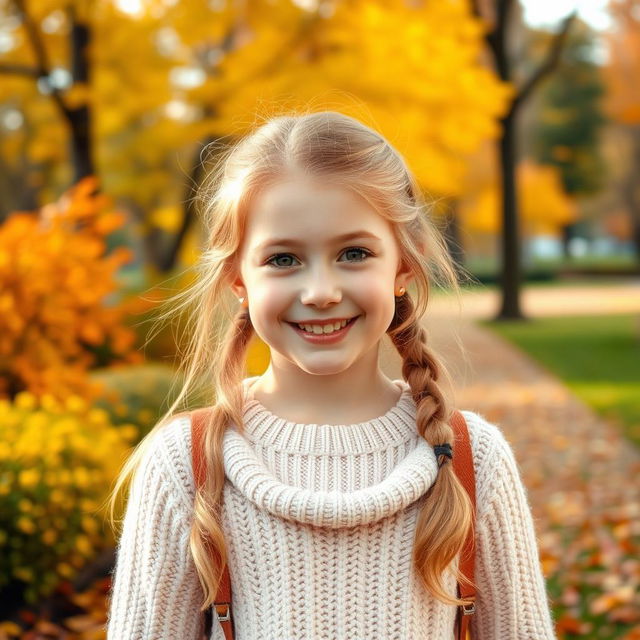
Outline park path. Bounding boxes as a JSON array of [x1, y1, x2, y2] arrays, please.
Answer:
[[380, 280, 640, 533]]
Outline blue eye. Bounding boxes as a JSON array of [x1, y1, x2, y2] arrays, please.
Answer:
[[265, 247, 372, 269]]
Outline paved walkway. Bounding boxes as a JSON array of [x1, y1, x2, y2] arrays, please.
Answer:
[[379, 281, 640, 536], [429, 279, 640, 319]]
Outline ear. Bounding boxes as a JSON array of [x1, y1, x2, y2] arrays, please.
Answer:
[[228, 257, 247, 300], [395, 256, 414, 291], [229, 274, 247, 301]]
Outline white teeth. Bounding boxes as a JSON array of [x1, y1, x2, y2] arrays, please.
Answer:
[[297, 318, 350, 334]]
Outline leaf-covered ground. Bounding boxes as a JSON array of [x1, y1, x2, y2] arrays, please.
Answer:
[[0, 576, 111, 639], [420, 296, 640, 640]]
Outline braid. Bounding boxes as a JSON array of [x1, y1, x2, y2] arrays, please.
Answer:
[[387, 293, 454, 468], [388, 291, 475, 606]]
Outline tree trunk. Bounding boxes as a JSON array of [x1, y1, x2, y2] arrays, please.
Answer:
[[470, 2, 575, 320], [497, 109, 525, 319], [67, 11, 95, 182]]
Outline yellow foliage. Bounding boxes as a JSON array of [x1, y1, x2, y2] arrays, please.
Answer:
[[604, 2, 640, 124], [460, 160, 577, 236], [1, 0, 514, 251], [61, 82, 92, 109], [519, 163, 578, 234], [0, 177, 144, 402], [150, 205, 183, 233], [246, 334, 272, 377], [194, 0, 513, 197], [0, 0, 515, 250]]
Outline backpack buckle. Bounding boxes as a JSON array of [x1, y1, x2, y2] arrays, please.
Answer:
[[461, 601, 476, 615], [214, 602, 231, 622]]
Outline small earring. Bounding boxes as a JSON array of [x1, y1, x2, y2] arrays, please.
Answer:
[[238, 297, 248, 308], [394, 286, 406, 297]]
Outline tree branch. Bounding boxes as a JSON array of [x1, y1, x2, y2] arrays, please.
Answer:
[[490, 0, 513, 71], [0, 63, 41, 76], [10, 0, 69, 116], [12, 0, 52, 77], [513, 11, 577, 112]]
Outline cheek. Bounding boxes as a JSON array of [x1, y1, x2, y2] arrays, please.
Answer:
[[352, 277, 393, 308], [250, 280, 287, 316]]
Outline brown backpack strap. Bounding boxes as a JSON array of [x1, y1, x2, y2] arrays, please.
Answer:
[[451, 409, 477, 640], [190, 408, 235, 640]]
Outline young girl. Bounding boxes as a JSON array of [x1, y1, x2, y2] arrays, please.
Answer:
[[106, 111, 557, 639]]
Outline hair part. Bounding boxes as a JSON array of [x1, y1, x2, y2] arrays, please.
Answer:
[[106, 108, 476, 613]]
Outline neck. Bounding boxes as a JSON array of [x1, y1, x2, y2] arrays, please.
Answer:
[[247, 361, 403, 426]]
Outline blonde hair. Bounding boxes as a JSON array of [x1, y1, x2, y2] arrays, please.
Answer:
[[107, 109, 476, 613]]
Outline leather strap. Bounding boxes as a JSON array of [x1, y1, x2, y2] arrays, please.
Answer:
[[451, 409, 477, 640], [190, 407, 476, 640]]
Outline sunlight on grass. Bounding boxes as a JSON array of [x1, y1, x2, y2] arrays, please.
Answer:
[[483, 313, 640, 448]]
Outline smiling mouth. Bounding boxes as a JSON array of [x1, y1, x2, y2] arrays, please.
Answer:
[[286, 316, 360, 334]]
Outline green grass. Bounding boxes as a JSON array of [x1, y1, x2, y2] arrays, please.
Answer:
[[481, 313, 640, 449], [465, 253, 637, 274], [431, 276, 637, 298]]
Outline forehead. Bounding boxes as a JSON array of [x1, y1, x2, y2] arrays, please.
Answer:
[[243, 177, 393, 248]]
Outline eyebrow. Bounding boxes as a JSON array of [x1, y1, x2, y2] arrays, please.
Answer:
[[256, 230, 382, 251]]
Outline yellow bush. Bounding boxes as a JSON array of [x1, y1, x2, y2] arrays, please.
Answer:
[[0, 176, 143, 402], [0, 391, 138, 605]]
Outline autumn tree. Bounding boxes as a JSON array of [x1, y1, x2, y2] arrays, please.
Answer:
[[470, 0, 576, 319], [604, 0, 640, 260], [526, 21, 607, 257], [0, 1, 94, 184], [0, 0, 510, 276]]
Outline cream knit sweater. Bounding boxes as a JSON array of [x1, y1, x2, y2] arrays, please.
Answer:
[[106, 377, 557, 639]]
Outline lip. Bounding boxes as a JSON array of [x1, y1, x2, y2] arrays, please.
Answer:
[[287, 315, 360, 344], [289, 316, 357, 325]]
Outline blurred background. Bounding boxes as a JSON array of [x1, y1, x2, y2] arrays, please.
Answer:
[[0, 0, 638, 638]]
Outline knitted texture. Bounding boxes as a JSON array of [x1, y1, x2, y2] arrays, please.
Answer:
[[106, 378, 557, 640]]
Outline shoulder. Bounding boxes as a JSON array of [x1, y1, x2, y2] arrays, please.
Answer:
[[457, 410, 525, 510], [134, 413, 195, 506], [458, 409, 512, 464]]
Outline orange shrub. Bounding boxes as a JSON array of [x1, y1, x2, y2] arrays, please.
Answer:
[[0, 176, 143, 402]]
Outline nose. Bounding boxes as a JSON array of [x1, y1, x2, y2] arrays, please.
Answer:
[[299, 264, 342, 307]]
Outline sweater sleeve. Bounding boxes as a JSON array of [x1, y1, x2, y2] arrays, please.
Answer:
[[105, 417, 206, 640], [464, 412, 557, 640]]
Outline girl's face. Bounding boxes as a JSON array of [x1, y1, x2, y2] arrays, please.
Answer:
[[231, 174, 413, 379]]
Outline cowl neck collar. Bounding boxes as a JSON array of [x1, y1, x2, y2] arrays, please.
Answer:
[[221, 378, 439, 529]]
